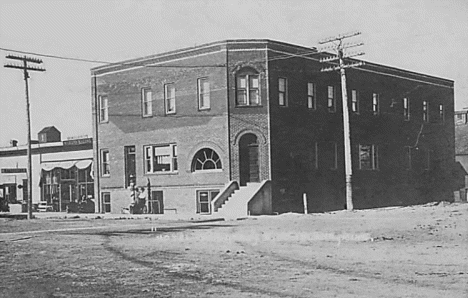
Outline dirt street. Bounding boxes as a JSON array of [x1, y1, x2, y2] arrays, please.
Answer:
[[1, 202, 467, 297]]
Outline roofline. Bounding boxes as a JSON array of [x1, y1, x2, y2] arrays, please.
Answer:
[[91, 39, 453, 85]]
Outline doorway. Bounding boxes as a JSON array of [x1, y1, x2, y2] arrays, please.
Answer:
[[239, 133, 260, 186]]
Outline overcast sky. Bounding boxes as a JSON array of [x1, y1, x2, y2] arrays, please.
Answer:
[[1, 0, 467, 146]]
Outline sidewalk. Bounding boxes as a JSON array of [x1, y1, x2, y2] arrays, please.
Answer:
[[1, 211, 230, 222]]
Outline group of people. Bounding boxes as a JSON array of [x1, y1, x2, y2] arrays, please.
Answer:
[[128, 183, 148, 214]]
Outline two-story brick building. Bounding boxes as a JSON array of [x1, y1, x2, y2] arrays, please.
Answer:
[[91, 39, 456, 215]]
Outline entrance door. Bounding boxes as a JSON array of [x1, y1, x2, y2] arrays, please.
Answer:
[[149, 191, 164, 214], [124, 146, 136, 187], [239, 133, 260, 186]]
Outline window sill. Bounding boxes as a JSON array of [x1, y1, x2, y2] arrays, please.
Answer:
[[142, 114, 153, 118], [198, 107, 211, 111], [145, 171, 179, 176], [235, 105, 263, 108], [192, 169, 223, 174]]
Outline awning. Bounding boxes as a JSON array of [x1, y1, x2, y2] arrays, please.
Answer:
[[41, 160, 93, 171]]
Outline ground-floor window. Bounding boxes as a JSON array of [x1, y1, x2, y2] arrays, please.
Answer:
[[359, 144, 379, 170], [102, 192, 111, 213], [196, 189, 219, 214]]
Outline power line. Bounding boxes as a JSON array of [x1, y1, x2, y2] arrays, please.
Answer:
[[0, 47, 109, 64]]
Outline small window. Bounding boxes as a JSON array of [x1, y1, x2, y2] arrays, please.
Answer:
[[372, 93, 380, 115], [424, 149, 431, 171], [141, 88, 153, 117], [164, 83, 176, 114], [351, 89, 359, 113], [423, 100, 429, 122], [307, 82, 316, 109], [438, 104, 444, 123], [196, 189, 219, 214], [236, 73, 260, 106], [403, 97, 410, 121], [359, 145, 379, 170], [99, 95, 108, 123], [405, 146, 412, 170], [278, 78, 288, 106], [192, 148, 222, 171], [102, 192, 111, 213], [198, 78, 210, 110], [100, 149, 110, 176], [327, 86, 336, 113], [144, 144, 178, 173]]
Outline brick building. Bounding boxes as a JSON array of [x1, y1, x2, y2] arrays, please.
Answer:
[[91, 39, 456, 215]]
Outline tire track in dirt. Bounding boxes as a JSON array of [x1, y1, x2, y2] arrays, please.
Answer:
[[99, 231, 311, 298], [236, 240, 452, 291]]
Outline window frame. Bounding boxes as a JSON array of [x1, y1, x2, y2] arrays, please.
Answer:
[[327, 86, 336, 113], [102, 192, 111, 213], [372, 93, 380, 115], [403, 97, 410, 121], [100, 149, 110, 177], [307, 82, 316, 110], [191, 148, 222, 172], [196, 189, 220, 214], [359, 144, 379, 170], [236, 73, 260, 106], [278, 77, 288, 107], [438, 104, 444, 123], [422, 100, 429, 123], [99, 95, 109, 123], [197, 78, 211, 110], [164, 83, 176, 115], [144, 144, 178, 174], [351, 89, 359, 114], [141, 88, 153, 117]]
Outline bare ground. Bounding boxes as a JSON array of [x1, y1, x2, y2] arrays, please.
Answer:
[[0, 202, 467, 298]]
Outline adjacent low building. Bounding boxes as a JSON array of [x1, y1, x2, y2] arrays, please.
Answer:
[[91, 39, 457, 216], [0, 127, 94, 212]]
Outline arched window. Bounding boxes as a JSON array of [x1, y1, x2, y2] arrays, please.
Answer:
[[192, 148, 222, 171], [236, 67, 260, 106]]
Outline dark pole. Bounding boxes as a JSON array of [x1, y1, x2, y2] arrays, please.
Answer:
[[4, 55, 45, 219], [23, 59, 33, 219]]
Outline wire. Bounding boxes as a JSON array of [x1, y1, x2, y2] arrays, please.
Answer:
[[0, 47, 109, 64]]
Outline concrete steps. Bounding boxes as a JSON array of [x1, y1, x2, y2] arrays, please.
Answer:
[[215, 183, 261, 218]]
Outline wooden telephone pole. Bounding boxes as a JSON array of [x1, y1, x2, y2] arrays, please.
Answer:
[[319, 31, 364, 211], [4, 55, 45, 219]]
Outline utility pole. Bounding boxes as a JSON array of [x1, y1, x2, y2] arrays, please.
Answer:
[[319, 31, 364, 211], [4, 55, 45, 219]]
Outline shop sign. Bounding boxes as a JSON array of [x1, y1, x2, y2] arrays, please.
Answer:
[[63, 138, 92, 146]]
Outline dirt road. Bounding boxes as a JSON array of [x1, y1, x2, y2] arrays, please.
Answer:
[[1, 202, 467, 297]]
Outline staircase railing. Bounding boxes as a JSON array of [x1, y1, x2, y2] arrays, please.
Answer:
[[211, 180, 239, 212]]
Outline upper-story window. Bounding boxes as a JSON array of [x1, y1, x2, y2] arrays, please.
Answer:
[[198, 78, 210, 110], [438, 104, 444, 123], [351, 89, 359, 113], [372, 93, 380, 115], [278, 78, 288, 106], [99, 95, 108, 123], [307, 82, 316, 109], [423, 100, 429, 122], [328, 86, 336, 113], [144, 144, 178, 173], [141, 88, 153, 117], [403, 97, 410, 121], [164, 83, 176, 114], [236, 69, 260, 106]]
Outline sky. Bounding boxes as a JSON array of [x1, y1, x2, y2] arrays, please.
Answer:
[[1, 0, 467, 146]]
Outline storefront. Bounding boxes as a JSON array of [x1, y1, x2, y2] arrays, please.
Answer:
[[40, 160, 93, 212]]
